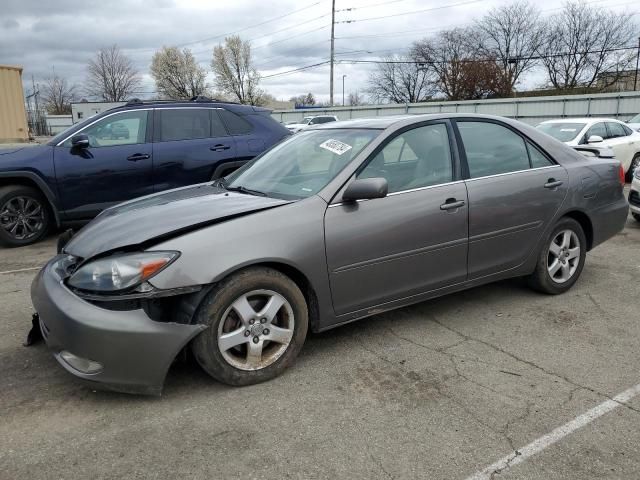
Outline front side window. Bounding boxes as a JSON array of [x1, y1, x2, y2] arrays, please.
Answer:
[[63, 110, 148, 148], [585, 122, 607, 141], [226, 129, 379, 199], [159, 109, 211, 142], [358, 124, 452, 193], [458, 121, 529, 178]]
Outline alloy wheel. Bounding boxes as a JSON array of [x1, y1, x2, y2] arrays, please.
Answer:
[[547, 229, 580, 284], [217, 289, 295, 371], [0, 196, 45, 241]]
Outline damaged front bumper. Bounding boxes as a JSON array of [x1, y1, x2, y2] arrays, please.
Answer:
[[30, 255, 207, 395]]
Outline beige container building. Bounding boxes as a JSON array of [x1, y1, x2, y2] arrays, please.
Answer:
[[0, 65, 29, 143]]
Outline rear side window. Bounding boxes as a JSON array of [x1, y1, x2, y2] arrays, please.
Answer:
[[585, 122, 607, 140], [219, 109, 253, 135], [527, 142, 554, 168], [457, 121, 530, 178], [159, 109, 211, 142], [607, 122, 627, 138]]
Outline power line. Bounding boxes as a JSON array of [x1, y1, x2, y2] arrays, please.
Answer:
[[337, 0, 484, 24], [337, 0, 413, 12], [261, 61, 331, 79]]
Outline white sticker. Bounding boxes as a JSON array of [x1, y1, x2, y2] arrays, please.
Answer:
[[319, 139, 352, 155], [560, 128, 577, 132]]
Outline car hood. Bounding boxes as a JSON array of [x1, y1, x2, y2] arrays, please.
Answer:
[[286, 123, 307, 129], [64, 183, 292, 259], [0, 147, 25, 155]]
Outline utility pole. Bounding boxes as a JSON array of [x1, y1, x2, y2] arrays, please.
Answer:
[[329, 0, 336, 106], [342, 74, 347, 106], [634, 36, 640, 91]]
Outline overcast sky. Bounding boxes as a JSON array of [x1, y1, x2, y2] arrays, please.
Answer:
[[0, 0, 637, 104]]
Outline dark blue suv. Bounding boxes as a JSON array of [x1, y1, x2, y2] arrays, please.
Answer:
[[0, 97, 290, 247]]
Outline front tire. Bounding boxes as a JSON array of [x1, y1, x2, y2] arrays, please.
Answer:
[[528, 217, 587, 295], [0, 185, 51, 247], [191, 267, 308, 386]]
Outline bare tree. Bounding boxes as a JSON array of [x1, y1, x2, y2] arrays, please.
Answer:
[[366, 54, 434, 104], [289, 93, 316, 106], [42, 73, 77, 114], [539, 1, 636, 90], [86, 45, 141, 101], [347, 91, 364, 106], [212, 35, 263, 105], [151, 47, 208, 99], [413, 28, 508, 100], [474, 1, 544, 92]]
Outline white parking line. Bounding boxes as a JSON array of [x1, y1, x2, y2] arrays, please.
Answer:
[[466, 383, 640, 480], [0, 267, 41, 275]]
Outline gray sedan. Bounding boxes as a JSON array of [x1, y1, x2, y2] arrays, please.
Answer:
[[31, 114, 629, 395]]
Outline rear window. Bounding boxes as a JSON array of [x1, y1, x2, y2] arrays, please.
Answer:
[[220, 109, 253, 135], [536, 123, 585, 142]]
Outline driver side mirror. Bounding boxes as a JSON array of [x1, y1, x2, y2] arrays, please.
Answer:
[[342, 178, 388, 202], [587, 135, 603, 144], [71, 133, 90, 149]]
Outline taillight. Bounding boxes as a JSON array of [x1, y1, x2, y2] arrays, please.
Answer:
[[619, 164, 625, 185]]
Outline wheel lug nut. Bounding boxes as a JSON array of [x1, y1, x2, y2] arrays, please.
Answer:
[[263, 328, 270, 335], [249, 319, 255, 325], [253, 336, 260, 344], [260, 318, 267, 324], [244, 330, 251, 337]]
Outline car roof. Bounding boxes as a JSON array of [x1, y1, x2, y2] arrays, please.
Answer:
[[540, 117, 625, 124], [108, 99, 268, 115]]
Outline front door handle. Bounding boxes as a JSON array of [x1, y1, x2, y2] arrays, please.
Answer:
[[127, 153, 151, 162], [440, 198, 465, 211], [544, 178, 563, 189], [210, 144, 231, 152]]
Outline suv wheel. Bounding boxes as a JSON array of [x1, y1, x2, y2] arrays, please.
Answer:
[[528, 217, 587, 294], [191, 267, 308, 386], [0, 185, 51, 247]]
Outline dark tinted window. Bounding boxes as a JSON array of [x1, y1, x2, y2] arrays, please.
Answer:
[[159, 109, 210, 142], [211, 109, 228, 136], [527, 142, 553, 168], [586, 122, 607, 140], [607, 122, 627, 138], [458, 121, 529, 178], [219, 109, 253, 134], [359, 124, 452, 193]]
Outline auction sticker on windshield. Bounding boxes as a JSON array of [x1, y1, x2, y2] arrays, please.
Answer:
[[319, 139, 352, 155]]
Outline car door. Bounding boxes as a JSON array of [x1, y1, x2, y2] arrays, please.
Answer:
[[455, 120, 569, 279], [604, 121, 634, 172], [152, 108, 237, 192], [324, 121, 468, 315], [54, 109, 153, 220]]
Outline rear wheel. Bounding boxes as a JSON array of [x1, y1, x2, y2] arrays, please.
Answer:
[[627, 154, 640, 183], [633, 212, 640, 223], [528, 217, 586, 294], [191, 267, 308, 386], [0, 185, 51, 247]]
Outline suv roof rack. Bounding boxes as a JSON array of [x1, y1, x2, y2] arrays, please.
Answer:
[[122, 96, 239, 106]]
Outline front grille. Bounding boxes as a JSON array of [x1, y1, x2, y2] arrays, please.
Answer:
[[629, 190, 640, 207]]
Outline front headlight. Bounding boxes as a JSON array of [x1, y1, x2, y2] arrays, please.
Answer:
[[634, 166, 640, 180], [67, 251, 178, 292]]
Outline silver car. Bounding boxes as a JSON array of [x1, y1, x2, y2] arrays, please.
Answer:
[[31, 114, 629, 395]]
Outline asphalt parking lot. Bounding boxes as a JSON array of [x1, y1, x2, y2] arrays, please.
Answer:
[[1, 209, 639, 480]]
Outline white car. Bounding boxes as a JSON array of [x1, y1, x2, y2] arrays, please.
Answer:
[[285, 115, 339, 133], [537, 118, 640, 181], [630, 167, 640, 222], [626, 113, 640, 132]]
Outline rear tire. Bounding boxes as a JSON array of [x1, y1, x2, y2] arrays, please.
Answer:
[[191, 267, 308, 386], [627, 154, 640, 183], [633, 212, 640, 223], [0, 185, 51, 247], [528, 217, 587, 295]]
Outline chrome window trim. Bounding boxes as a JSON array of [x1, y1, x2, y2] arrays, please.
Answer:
[[464, 164, 562, 183], [55, 107, 225, 146]]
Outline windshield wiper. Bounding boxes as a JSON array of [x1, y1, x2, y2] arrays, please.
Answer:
[[225, 185, 268, 197]]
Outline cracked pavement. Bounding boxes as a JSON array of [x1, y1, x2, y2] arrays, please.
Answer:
[[1, 210, 639, 480]]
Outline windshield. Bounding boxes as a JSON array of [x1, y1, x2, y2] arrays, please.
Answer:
[[629, 114, 640, 123], [225, 129, 380, 199], [536, 122, 586, 142]]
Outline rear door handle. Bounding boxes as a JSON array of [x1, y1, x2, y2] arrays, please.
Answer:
[[210, 144, 231, 151], [544, 178, 563, 189], [440, 198, 465, 211], [127, 153, 151, 162]]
